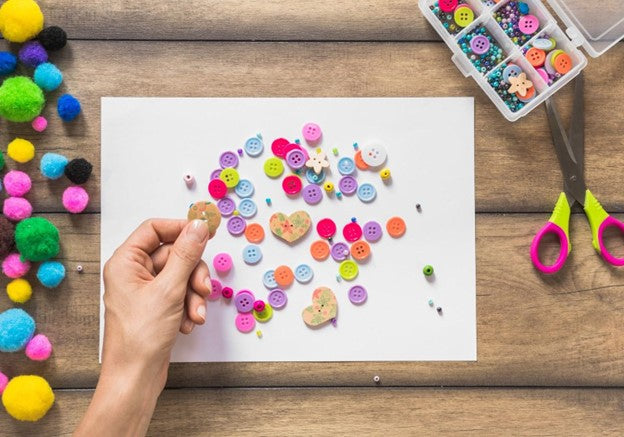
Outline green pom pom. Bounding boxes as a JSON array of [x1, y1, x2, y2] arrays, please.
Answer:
[[15, 217, 60, 262], [0, 150, 4, 170], [0, 76, 45, 122]]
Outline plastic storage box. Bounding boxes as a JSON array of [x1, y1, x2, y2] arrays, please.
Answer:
[[419, 0, 624, 121]]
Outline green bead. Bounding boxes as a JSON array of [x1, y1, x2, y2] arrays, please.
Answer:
[[423, 265, 434, 276]]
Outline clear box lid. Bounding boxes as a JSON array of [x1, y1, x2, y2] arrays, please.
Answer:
[[548, 0, 624, 57]]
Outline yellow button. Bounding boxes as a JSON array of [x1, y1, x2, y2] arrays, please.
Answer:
[[264, 157, 284, 178], [253, 303, 274, 322], [219, 167, 240, 188], [454, 6, 474, 28], [339, 260, 359, 281]]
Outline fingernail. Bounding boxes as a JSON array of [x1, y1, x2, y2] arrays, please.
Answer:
[[204, 277, 212, 294], [183, 319, 194, 333], [197, 304, 206, 322], [187, 219, 209, 243]]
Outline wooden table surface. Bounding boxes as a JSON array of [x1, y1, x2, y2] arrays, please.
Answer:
[[2, 1, 624, 435]]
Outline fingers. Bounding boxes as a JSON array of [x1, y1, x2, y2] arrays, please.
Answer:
[[160, 220, 210, 289], [189, 260, 212, 298], [180, 311, 194, 334], [121, 219, 188, 255], [185, 289, 207, 325]]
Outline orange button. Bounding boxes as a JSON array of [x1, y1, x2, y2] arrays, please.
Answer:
[[274, 265, 294, 287], [310, 240, 330, 261], [525, 47, 545, 68], [386, 217, 406, 238], [516, 85, 535, 100], [245, 222, 265, 243], [350, 240, 371, 261], [354, 150, 369, 170], [553, 52, 572, 74]]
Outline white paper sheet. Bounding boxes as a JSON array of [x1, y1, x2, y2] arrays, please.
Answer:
[[101, 97, 476, 362]]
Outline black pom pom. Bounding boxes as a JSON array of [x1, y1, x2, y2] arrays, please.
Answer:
[[38, 26, 68, 51], [65, 158, 93, 184], [0, 215, 15, 258]]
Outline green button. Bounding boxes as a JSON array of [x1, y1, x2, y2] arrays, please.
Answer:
[[264, 157, 284, 178], [253, 303, 273, 322], [339, 260, 359, 281], [219, 167, 240, 188]]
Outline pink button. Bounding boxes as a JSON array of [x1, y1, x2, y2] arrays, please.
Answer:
[[208, 278, 222, 301], [213, 253, 233, 273], [282, 175, 303, 195], [235, 312, 256, 333], [316, 218, 337, 239], [536, 67, 549, 83], [518, 15, 539, 35], [343, 222, 362, 242], [253, 300, 266, 312], [271, 138, 290, 158], [439, 0, 458, 13], [208, 179, 228, 199], [302, 123, 322, 143]]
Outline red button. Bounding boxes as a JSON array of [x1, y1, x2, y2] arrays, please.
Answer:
[[282, 175, 303, 195], [208, 178, 227, 199], [439, 0, 458, 13], [343, 222, 363, 242], [316, 218, 337, 239], [271, 138, 290, 158]]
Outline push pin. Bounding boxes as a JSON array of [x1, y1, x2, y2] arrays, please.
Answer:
[[353, 142, 359, 150], [265, 198, 272, 206], [76, 265, 83, 273], [332, 148, 339, 156], [183, 174, 195, 188], [373, 375, 381, 384], [328, 236, 333, 244], [416, 203, 422, 212], [436, 307, 443, 315], [237, 148, 244, 156]]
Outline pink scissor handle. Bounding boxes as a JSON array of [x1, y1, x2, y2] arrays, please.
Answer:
[[597, 216, 624, 266], [530, 221, 569, 274]]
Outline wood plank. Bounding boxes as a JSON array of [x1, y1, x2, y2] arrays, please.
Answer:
[[5, 41, 624, 213], [4, 388, 624, 435], [2, 213, 624, 388]]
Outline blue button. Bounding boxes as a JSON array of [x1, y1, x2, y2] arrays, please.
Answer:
[[263, 270, 277, 288], [503, 65, 523, 84], [337, 157, 355, 175], [238, 199, 257, 218], [235, 179, 254, 198], [244, 136, 264, 157], [306, 168, 325, 184], [357, 183, 376, 203], [242, 244, 262, 264], [294, 264, 314, 283]]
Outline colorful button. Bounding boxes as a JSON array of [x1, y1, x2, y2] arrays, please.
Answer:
[[517, 85, 536, 103], [310, 240, 331, 261], [263, 270, 278, 289], [208, 278, 222, 301], [294, 264, 314, 283], [208, 178, 228, 199], [242, 244, 262, 264], [238, 199, 257, 218], [518, 14, 539, 35], [302, 184, 322, 205], [268, 288, 287, 309], [348, 285, 367, 304], [244, 136, 264, 157], [502, 64, 523, 83], [234, 290, 255, 313], [217, 197, 236, 216], [222, 286, 233, 299], [210, 169, 222, 180], [338, 157, 356, 175], [306, 168, 325, 184], [330, 242, 350, 261], [286, 149, 306, 170], [219, 151, 239, 169], [227, 216, 246, 236], [264, 157, 284, 178], [274, 265, 294, 287], [438, 0, 458, 13], [235, 312, 256, 333], [357, 183, 377, 202], [553, 52, 572, 74], [253, 302, 273, 322], [271, 138, 290, 158], [533, 38, 556, 51], [338, 176, 358, 195], [350, 240, 371, 261], [526, 47, 545, 68], [339, 260, 359, 281], [361, 144, 387, 167], [245, 223, 265, 243], [362, 221, 382, 242], [453, 5, 474, 28], [302, 122, 322, 143], [386, 216, 406, 238], [213, 253, 233, 273], [343, 222, 362, 242], [282, 175, 303, 195], [317, 218, 337, 239], [354, 150, 369, 170], [234, 179, 254, 198], [536, 67, 549, 84], [470, 35, 490, 55], [219, 167, 240, 188]]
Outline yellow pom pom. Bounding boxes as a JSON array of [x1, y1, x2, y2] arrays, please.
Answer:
[[2, 375, 54, 421], [7, 138, 35, 163], [0, 0, 44, 43], [6, 278, 32, 304]]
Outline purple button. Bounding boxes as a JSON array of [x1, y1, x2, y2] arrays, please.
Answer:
[[210, 169, 222, 180], [348, 285, 367, 304], [470, 35, 490, 55], [227, 216, 246, 236], [268, 288, 287, 309], [330, 242, 350, 261], [234, 290, 255, 313], [362, 221, 382, 242], [220, 151, 239, 169], [286, 149, 306, 170], [302, 184, 322, 205], [338, 176, 358, 195], [217, 197, 236, 216]]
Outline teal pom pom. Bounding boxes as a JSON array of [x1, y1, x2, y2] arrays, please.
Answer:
[[40, 152, 68, 179], [0, 51, 17, 75], [57, 93, 81, 122], [0, 308, 35, 352], [37, 261, 65, 288], [34, 62, 63, 92]]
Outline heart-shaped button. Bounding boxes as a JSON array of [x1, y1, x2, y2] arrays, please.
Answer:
[[302, 286, 338, 327], [187, 201, 221, 238], [269, 211, 312, 244]]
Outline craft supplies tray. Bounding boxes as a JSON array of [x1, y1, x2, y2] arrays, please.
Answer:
[[419, 0, 624, 121]]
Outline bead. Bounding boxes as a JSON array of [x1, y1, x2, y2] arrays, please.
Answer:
[[437, 307, 443, 314], [265, 197, 271, 205], [428, 299, 434, 306], [323, 182, 334, 193], [379, 168, 391, 180], [423, 265, 434, 276], [76, 265, 83, 273], [183, 173, 194, 188], [332, 148, 339, 156], [373, 375, 380, 384]]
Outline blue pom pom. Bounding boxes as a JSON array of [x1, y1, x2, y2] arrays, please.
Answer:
[[37, 261, 66, 288], [57, 94, 81, 122], [0, 308, 35, 352], [0, 52, 17, 75], [34, 62, 63, 92], [40, 152, 69, 180]]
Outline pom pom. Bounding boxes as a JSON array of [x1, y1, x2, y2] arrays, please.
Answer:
[[65, 158, 92, 184], [0, 77, 44, 122], [3, 170, 31, 197], [0, 0, 44, 43], [57, 93, 81, 122], [0, 308, 35, 352], [38, 25, 67, 51], [0, 51, 17, 75], [25, 334, 51, 361], [3, 197, 32, 221], [31, 115, 47, 132], [1, 375, 54, 421], [6, 278, 32, 303], [0, 150, 4, 170], [0, 372, 7, 395], [18, 41, 47, 68], [0, 216, 15, 257], [7, 138, 35, 163], [15, 217, 60, 262], [33, 62, 62, 91], [37, 261, 65, 288], [40, 152, 68, 179], [2, 252, 30, 278], [62, 186, 89, 213]]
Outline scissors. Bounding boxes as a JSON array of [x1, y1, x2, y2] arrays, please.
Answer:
[[531, 72, 624, 274]]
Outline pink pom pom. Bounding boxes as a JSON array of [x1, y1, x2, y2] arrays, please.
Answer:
[[32, 116, 48, 132], [2, 253, 31, 278], [62, 186, 89, 214], [25, 334, 53, 361], [3, 170, 32, 197], [3, 197, 33, 221], [0, 371, 8, 394]]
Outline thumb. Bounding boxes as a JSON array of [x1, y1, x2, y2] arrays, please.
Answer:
[[160, 219, 210, 288]]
